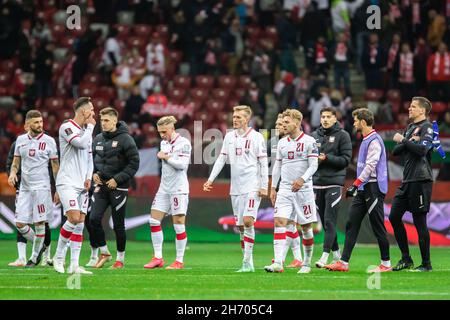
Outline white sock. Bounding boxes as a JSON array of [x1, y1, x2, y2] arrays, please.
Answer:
[[282, 231, 292, 262], [99, 245, 110, 255], [17, 225, 35, 242], [117, 251, 125, 263], [174, 224, 187, 263], [302, 227, 314, 266], [291, 229, 302, 261], [239, 229, 244, 254], [69, 223, 84, 268], [381, 260, 391, 267], [274, 226, 286, 265], [56, 221, 76, 260], [332, 249, 341, 261], [90, 246, 99, 259], [243, 226, 255, 264], [320, 252, 330, 262], [44, 243, 51, 259], [30, 224, 46, 262], [17, 242, 27, 261], [150, 219, 163, 259]]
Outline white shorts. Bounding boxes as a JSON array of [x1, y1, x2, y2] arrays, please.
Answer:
[[15, 189, 53, 224], [274, 190, 317, 225], [57, 186, 89, 215], [230, 192, 261, 226], [151, 193, 189, 216]]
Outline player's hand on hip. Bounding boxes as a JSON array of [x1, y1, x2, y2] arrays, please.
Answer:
[[53, 192, 60, 204], [258, 189, 268, 198], [84, 179, 91, 191], [7, 174, 17, 187], [393, 133, 404, 143], [93, 173, 103, 185], [270, 188, 277, 206], [291, 178, 304, 192], [106, 178, 117, 189], [203, 181, 213, 192]]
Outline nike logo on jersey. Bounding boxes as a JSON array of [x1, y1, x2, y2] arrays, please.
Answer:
[[365, 198, 370, 201], [115, 196, 121, 199], [331, 192, 337, 196]]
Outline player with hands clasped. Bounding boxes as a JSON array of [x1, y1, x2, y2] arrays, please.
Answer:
[[265, 109, 319, 274]]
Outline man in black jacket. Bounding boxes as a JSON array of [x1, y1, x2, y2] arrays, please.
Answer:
[[88, 107, 140, 269], [311, 107, 352, 268], [390, 97, 435, 272]]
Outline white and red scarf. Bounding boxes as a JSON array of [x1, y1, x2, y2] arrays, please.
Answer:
[[433, 53, 450, 77], [388, 43, 399, 70], [399, 52, 414, 83], [335, 42, 348, 62], [370, 44, 378, 64], [316, 43, 327, 64]]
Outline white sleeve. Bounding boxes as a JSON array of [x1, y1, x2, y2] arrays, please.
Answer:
[[271, 144, 282, 189], [166, 141, 191, 170], [64, 124, 94, 149], [49, 137, 58, 160], [257, 135, 269, 190], [300, 140, 319, 182], [86, 140, 93, 181], [208, 135, 228, 182]]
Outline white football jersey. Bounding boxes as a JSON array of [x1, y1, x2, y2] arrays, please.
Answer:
[[158, 134, 191, 194], [272, 132, 319, 192], [209, 128, 268, 195], [14, 132, 58, 191], [56, 120, 94, 190]]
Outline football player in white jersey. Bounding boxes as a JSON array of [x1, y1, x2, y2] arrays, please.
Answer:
[[53, 97, 96, 274], [270, 114, 303, 268], [203, 105, 269, 272], [8, 110, 60, 267], [144, 116, 192, 270], [265, 109, 319, 274]]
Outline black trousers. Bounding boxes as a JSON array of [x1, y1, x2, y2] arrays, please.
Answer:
[[341, 182, 390, 262], [89, 185, 128, 252], [315, 187, 341, 253], [389, 182, 432, 265]]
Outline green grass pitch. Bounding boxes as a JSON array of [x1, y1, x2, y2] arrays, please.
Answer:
[[0, 240, 449, 300]]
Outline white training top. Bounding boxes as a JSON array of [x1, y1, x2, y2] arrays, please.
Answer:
[[56, 119, 94, 190], [158, 134, 191, 195], [14, 132, 58, 191], [271, 132, 319, 192], [208, 127, 269, 195]]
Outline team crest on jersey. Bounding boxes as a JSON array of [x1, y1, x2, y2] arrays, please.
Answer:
[[28, 149, 36, 157], [65, 128, 73, 136], [329, 136, 335, 143], [288, 151, 294, 159], [112, 141, 118, 148], [236, 148, 242, 155], [427, 127, 433, 135], [70, 200, 76, 207]]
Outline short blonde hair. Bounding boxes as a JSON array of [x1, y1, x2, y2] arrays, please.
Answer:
[[277, 113, 283, 119], [157, 115, 177, 127], [233, 105, 253, 118], [282, 109, 303, 123]]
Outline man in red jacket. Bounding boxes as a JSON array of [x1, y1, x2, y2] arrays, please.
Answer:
[[426, 42, 450, 102]]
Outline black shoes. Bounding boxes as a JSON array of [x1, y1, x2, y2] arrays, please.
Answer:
[[393, 258, 414, 271], [410, 264, 433, 272]]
